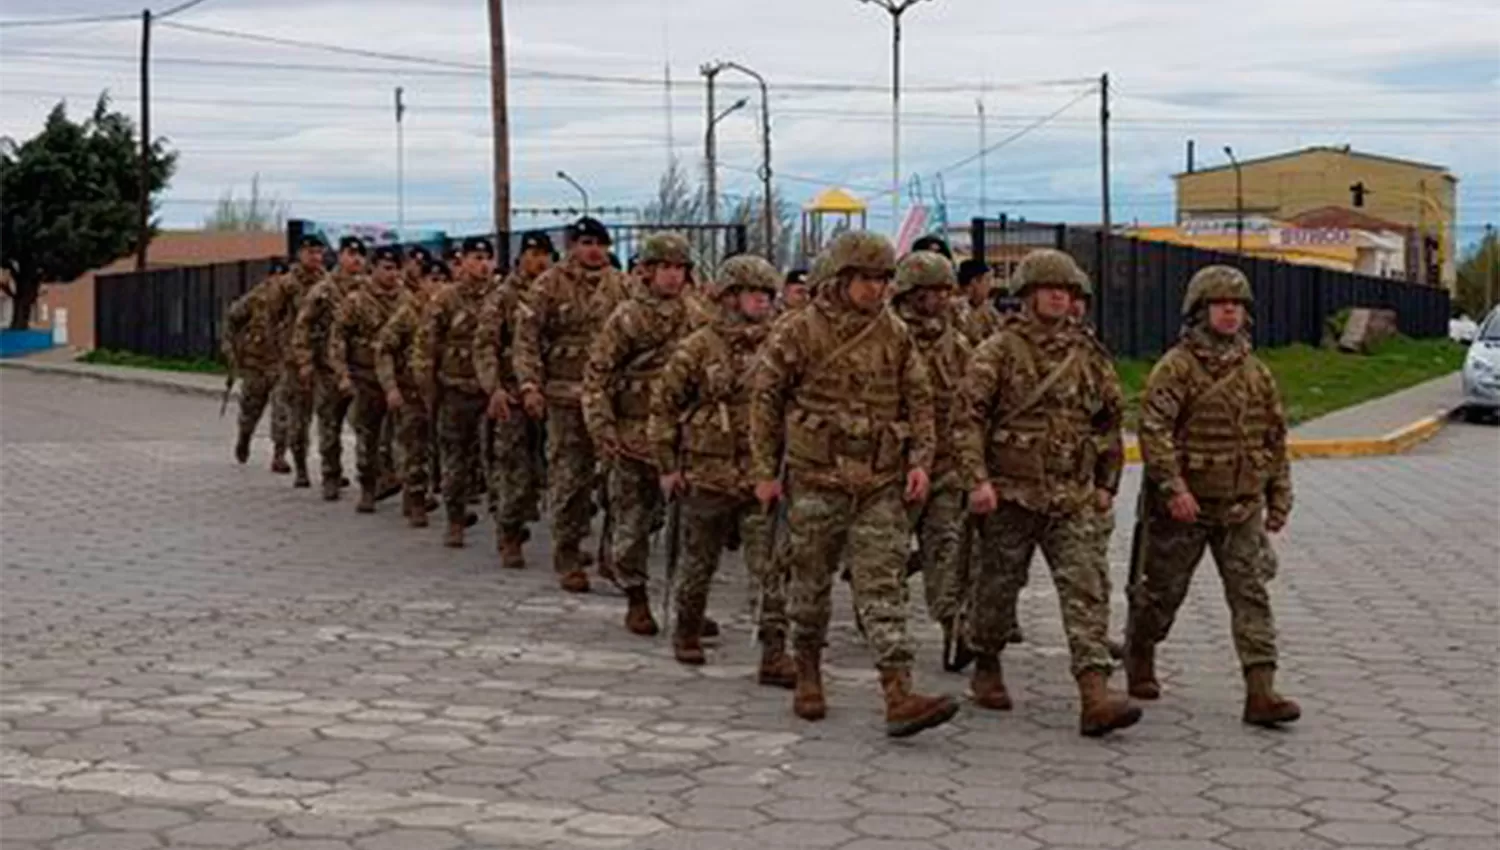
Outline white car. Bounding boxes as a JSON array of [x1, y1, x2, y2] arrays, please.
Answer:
[[1462, 307, 1500, 422], [1450, 315, 1479, 344]]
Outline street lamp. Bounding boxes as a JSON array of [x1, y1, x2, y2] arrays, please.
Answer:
[[1224, 146, 1244, 255], [718, 61, 774, 262], [394, 86, 405, 244], [556, 170, 589, 217], [704, 96, 748, 265], [859, 0, 932, 235]]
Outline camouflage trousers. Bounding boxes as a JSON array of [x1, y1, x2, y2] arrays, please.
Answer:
[[909, 472, 969, 625], [392, 396, 431, 498], [545, 405, 597, 558], [1007, 503, 1116, 628], [786, 482, 913, 671], [1127, 512, 1279, 669], [968, 501, 1113, 678], [236, 368, 286, 452], [490, 416, 541, 536], [606, 456, 661, 591], [437, 389, 486, 525], [313, 374, 352, 486], [349, 382, 389, 492], [674, 490, 782, 639], [277, 364, 313, 468]]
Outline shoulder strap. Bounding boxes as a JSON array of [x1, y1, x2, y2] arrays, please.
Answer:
[[1181, 349, 1252, 414], [996, 338, 1082, 428], [805, 308, 890, 378]]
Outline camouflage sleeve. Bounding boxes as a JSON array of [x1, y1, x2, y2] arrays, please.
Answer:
[[222, 292, 251, 362], [474, 291, 504, 396], [956, 336, 1005, 490], [582, 305, 632, 451], [290, 286, 320, 373], [1139, 350, 1191, 498], [327, 296, 354, 388], [411, 293, 443, 393], [512, 286, 546, 392], [901, 334, 937, 474], [749, 323, 799, 483], [1093, 356, 1126, 495], [650, 335, 700, 474], [1261, 362, 1294, 523], [374, 303, 408, 396]]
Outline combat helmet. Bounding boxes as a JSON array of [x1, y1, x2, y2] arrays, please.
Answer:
[[638, 232, 693, 267], [892, 251, 957, 300], [1011, 249, 1085, 297], [1182, 265, 1252, 317], [712, 254, 781, 297], [806, 251, 835, 293], [826, 231, 897, 279], [1071, 264, 1095, 300]]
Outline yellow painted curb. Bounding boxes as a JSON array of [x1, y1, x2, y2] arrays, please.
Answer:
[[1123, 410, 1454, 465]]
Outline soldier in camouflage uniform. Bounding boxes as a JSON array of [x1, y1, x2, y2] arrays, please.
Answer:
[[329, 246, 407, 514], [477, 230, 555, 568], [651, 254, 793, 681], [750, 230, 959, 739], [223, 258, 290, 470], [515, 217, 633, 592], [262, 237, 329, 487], [889, 252, 975, 669], [293, 236, 367, 499], [376, 259, 446, 527], [958, 248, 1140, 737], [781, 269, 810, 312], [582, 232, 696, 636], [1126, 265, 1300, 727], [954, 259, 1001, 346], [413, 237, 495, 548], [403, 245, 434, 294]]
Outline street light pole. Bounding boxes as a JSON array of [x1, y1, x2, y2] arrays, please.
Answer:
[[720, 61, 774, 262], [860, 0, 930, 236], [556, 170, 589, 217], [394, 86, 405, 244], [1224, 145, 1244, 255], [704, 96, 748, 265], [976, 97, 986, 218]]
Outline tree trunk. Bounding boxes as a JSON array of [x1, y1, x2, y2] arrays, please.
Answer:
[[7, 271, 39, 331]]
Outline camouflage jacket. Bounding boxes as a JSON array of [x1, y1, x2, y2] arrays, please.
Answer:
[[262, 264, 326, 370], [412, 274, 492, 396], [897, 307, 972, 480], [375, 295, 424, 399], [957, 314, 1124, 515], [750, 293, 936, 494], [954, 299, 1003, 346], [292, 270, 364, 375], [329, 282, 408, 390], [582, 290, 691, 463], [474, 270, 538, 398], [650, 316, 771, 497], [513, 258, 632, 407], [1139, 326, 1292, 526], [222, 273, 284, 374]]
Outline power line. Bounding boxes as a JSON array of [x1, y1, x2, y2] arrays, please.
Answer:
[[930, 86, 1098, 177], [0, 12, 136, 29], [157, 0, 218, 20]]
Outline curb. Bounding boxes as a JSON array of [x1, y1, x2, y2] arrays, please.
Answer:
[[0, 358, 234, 400], [1122, 407, 1459, 464]]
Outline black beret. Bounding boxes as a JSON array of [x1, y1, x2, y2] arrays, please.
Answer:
[[911, 235, 952, 260], [461, 236, 494, 256], [568, 216, 611, 245], [338, 235, 367, 255], [520, 230, 556, 255], [406, 245, 433, 264], [957, 259, 990, 286], [785, 269, 808, 285], [424, 259, 452, 280], [373, 245, 402, 265], [298, 235, 326, 250]]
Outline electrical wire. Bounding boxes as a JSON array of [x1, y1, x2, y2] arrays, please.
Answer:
[[0, 12, 137, 29]]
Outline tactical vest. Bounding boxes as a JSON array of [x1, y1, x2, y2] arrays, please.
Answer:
[[438, 284, 486, 391], [544, 267, 622, 395], [785, 308, 908, 482], [680, 326, 759, 464], [986, 332, 1100, 495], [919, 329, 965, 473], [348, 290, 401, 382], [1175, 352, 1276, 501]]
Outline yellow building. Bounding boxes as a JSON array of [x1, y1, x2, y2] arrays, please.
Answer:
[[1174, 145, 1456, 286]]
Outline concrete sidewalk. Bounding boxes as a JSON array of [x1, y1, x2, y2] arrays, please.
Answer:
[[1291, 371, 1463, 440], [0, 348, 231, 399]]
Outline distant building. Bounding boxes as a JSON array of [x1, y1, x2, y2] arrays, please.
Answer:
[[1173, 145, 1456, 287], [1130, 207, 1410, 280]]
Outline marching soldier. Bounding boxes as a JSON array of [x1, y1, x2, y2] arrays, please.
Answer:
[[329, 245, 407, 514], [476, 230, 555, 568], [650, 254, 793, 682], [223, 258, 291, 470], [957, 248, 1139, 737], [954, 259, 1001, 346], [413, 237, 495, 548], [375, 259, 447, 527], [403, 245, 434, 294], [1126, 265, 1300, 727], [750, 230, 959, 738], [292, 235, 367, 499], [514, 217, 632, 592], [582, 232, 696, 635], [888, 252, 974, 670], [263, 236, 329, 487], [781, 268, 810, 312]]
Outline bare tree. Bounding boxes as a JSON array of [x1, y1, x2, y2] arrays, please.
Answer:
[[204, 174, 287, 233]]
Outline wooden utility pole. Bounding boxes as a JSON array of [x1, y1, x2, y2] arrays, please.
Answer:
[[488, 0, 511, 268], [1098, 72, 1111, 289], [136, 8, 152, 272]]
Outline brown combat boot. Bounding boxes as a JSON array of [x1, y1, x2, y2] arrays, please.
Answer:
[[792, 645, 827, 721], [292, 455, 310, 488], [624, 587, 659, 637], [1243, 664, 1301, 727], [234, 432, 251, 464], [270, 448, 291, 474], [443, 521, 465, 549], [1076, 670, 1142, 737], [356, 487, 376, 514], [498, 533, 526, 569], [1125, 641, 1161, 700], [880, 667, 960, 738], [700, 616, 720, 639], [322, 479, 340, 502], [407, 491, 429, 528], [757, 635, 796, 689], [970, 654, 1013, 711], [673, 611, 705, 665], [555, 548, 591, 593]]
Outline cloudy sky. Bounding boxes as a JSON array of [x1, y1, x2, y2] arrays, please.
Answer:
[[2, 0, 1497, 246]]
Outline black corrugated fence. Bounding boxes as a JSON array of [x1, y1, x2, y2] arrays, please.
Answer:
[[96, 259, 273, 361]]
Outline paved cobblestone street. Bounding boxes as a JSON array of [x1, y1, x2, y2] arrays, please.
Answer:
[[2, 370, 1497, 850]]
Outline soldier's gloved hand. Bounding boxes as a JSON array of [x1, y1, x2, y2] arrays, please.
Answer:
[[386, 388, 405, 411], [1168, 490, 1200, 524], [298, 365, 314, 387], [755, 479, 782, 510], [1094, 488, 1114, 514], [659, 471, 685, 500], [488, 390, 513, 422], [521, 387, 546, 420], [969, 481, 997, 516], [1265, 512, 1287, 534], [904, 467, 931, 504], [337, 377, 353, 397]]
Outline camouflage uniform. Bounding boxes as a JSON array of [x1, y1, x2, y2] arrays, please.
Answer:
[[752, 231, 958, 738], [954, 298, 1003, 347], [476, 269, 543, 545], [513, 256, 632, 570], [1127, 265, 1299, 726], [650, 255, 785, 671], [292, 269, 365, 492], [264, 263, 325, 480], [413, 270, 492, 532], [376, 290, 433, 518], [223, 271, 289, 462], [329, 278, 407, 504]]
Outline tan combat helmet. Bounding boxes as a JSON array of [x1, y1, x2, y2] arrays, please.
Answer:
[[638, 232, 694, 267], [826, 230, 897, 279], [713, 254, 781, 296], [1072, 264, 1095, 301], [892, 251, 957, 300], [806, 251, 835, 293], [1182, 265, 1253, 317], [1011, 248, 1085, 297]]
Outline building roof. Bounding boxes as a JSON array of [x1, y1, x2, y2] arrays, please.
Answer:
[[804, 187, 867, 214], [1172, 145, 1452, 180], [1288, 205, 1410, 233]]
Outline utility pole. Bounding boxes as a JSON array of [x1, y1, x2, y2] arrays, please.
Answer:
[[136, 7, 152, 272], [719, 61, 774, 262], [1224, 145, 1244, 255], [1099, 72, 1111, 289], [977, 97, 986, 219], [859, 0, 930, 236], [487, 0, 511, 267], [701, 64, 722, 226], [394, 86, 405, 244]]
